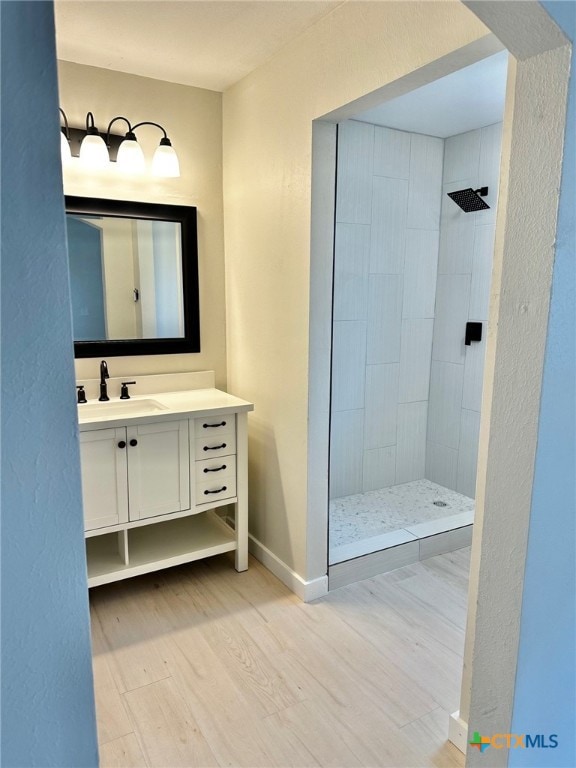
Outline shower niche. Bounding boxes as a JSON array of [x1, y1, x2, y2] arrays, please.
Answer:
[[328, 116, 503, 584]]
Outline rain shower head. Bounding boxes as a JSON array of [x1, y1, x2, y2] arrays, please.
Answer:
[[447, 186, 490, 213]]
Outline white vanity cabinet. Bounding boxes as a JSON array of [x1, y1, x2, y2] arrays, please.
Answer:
[[126, 420, 190, 522], [77, 380, 253, 588], [80, 419, 190, 531], [80, 427, 129, 531]]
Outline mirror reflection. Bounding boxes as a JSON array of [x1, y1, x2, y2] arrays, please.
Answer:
[[67, 213, 184, 341]]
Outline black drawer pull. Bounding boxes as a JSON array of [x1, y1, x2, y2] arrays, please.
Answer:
[[129, 439, 138, 447], [204, 465, 227, 473], [203, 443, 226, 451], [203, 421, 226, 428], [118, 441, 126, 449], [204, 486, 227, 495]]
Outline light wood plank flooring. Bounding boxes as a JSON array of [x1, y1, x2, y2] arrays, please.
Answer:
[[91, 548, 470, 768]]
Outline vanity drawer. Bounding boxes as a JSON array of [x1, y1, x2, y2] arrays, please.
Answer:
[[195, 432, 236, 459], [196, 476, 237, 505], [195, 456, 236, 485], [194, 415, 235, 439]]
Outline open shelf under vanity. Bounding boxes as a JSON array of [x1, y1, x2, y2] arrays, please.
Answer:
[[86, 511, 236, 587]]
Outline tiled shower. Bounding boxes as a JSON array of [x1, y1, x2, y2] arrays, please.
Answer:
[[329, 118, 502, 566]]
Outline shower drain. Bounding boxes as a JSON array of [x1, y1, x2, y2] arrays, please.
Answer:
[[433, 500, 448, 507]]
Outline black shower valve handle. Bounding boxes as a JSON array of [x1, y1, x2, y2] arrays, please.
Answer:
[[465, 322, 483, 346]]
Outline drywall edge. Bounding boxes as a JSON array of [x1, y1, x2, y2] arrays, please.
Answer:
[[456, 11, 570, 768]]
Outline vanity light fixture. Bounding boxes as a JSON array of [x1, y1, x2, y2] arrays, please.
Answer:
[[59, 108, 72, 164], [79, 112, 110, 169], [59, 108, 180, 177], [150, 134, 180, 178], [107, 116, 146, 174]]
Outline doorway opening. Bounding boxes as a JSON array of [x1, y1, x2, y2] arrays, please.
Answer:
[[326, 51, 509, 587]]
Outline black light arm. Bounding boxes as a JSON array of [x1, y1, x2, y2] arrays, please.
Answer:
[[131, 120, 169, 140], [85, 111, 101, 135], [106, 115, 134, 145], [59, 108, 70, 139]]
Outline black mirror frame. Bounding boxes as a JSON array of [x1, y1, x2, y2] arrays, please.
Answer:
[[65, 196, 200, 358]]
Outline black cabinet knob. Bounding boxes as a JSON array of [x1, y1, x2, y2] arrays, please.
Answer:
[[118, 441, 126, 449], [129, 439, 138, 447]]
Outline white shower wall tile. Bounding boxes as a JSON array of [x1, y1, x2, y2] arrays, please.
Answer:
[[470, 225, 495, 320], [438, 210, 475, 274], [329, 409, 364, 498], [366, 274, 403, 364], [475, 122, 503, 226], [336, 121, 374, 224], [457, 409, 481, 498], [443, 129, 481, 183], [364, 364, 399, 449], [425, 441, 458, 489], [407, 134, 444, 230], [333, 223, 371, 321], [427, 361, 464, 449], [462, 334, 487, 412], [398, 319, 434, 403], [331, 321, 367, 411], [402, 229, 439, 318], [369, 176, 409, 273], [432, 274, 471, 364], [373, 126, 411, 179], [396, 401, 428, 484], [362, 446, 396, 492]]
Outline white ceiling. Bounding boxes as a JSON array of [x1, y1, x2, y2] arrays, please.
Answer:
[[55, 0, 342, 92], [353, 50, 509, 137]]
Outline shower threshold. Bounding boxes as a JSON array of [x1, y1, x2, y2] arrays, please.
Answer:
[[328, 480, 474, 589]]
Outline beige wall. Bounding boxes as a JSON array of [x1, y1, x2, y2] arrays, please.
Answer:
[[223, 0, 490, 578], [58, 61, 227, 388]]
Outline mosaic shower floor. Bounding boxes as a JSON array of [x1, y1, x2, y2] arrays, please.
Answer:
[[329, 479, 474, 565]]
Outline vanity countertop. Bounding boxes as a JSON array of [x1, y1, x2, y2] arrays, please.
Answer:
[[77, 387, 254, 430]]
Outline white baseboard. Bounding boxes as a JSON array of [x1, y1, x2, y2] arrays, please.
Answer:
[[248, 534, 328, 602], [449, 710, 468, 754]]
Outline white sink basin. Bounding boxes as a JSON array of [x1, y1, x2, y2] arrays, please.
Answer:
[[78, 399, 168, 419]]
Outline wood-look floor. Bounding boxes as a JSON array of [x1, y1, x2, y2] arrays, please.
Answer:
[[91, 548, 470, 768]]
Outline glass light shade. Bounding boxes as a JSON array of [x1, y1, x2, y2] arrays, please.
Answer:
[[60, 130, 72, 164], [152, 143, 180, 177], [79, 133, 109, 169], [116, 137, 146, 174]]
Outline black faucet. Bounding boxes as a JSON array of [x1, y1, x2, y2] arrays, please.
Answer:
[[99, 360, 110, 402]]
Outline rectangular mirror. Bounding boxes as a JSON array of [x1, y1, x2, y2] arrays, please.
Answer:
[[65, 197, 199, 357]]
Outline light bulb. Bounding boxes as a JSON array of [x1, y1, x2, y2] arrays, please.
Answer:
[[116, 132, 145, 174], [152, 137, 180, 177], [79, 133, 109, 169], [60, 130, 72, 164]]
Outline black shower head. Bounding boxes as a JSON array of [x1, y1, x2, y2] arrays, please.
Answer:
[[447, 186, 490, 213]]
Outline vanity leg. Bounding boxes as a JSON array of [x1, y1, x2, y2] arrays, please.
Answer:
[[117, 530, 129, 566], [235, 411, 249, 572]]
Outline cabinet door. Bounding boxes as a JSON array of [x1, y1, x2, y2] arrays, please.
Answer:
[[127, 420, 191, 521], [80, 428, 129, 531]]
